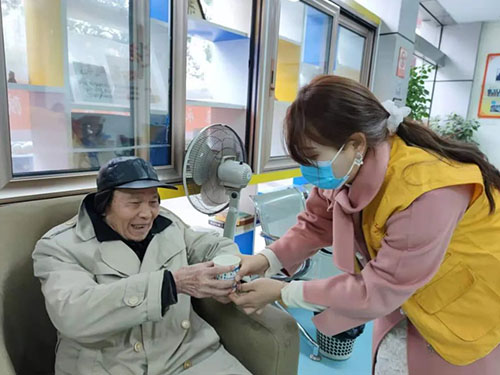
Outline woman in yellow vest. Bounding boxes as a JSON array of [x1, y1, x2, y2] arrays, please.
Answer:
[[230, 75, 500, 374]]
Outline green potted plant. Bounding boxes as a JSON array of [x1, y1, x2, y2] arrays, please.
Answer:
[[429, 113, 481, 145], [406, 65, 434, 121]]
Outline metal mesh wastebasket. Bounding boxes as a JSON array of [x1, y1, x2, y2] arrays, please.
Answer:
[[316, 330, 356, 360], [316, 324, 365, 361]]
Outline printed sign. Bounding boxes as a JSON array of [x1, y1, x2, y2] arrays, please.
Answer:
[[478, 53, 500, 118], [71, 62, 112, 103], [396, 47, 408, 78]]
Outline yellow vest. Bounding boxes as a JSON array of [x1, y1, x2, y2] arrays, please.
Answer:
[[362, 136, 500, 365]]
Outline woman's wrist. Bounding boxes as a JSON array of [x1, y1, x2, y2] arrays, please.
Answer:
[[274, 280, 287, 300], [256, 253, 271, 274], [258, 248, 284, 276]]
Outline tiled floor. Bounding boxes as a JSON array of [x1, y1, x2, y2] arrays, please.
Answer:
[[289, 308, 373, 375]]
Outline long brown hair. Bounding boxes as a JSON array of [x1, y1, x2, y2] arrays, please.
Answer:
[[285, 75, 500, 213]]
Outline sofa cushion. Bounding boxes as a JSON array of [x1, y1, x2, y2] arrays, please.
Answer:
[[0, 195, 84, 375]]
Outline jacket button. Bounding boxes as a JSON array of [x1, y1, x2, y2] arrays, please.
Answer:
[[64, 219, 76, 226], [134, 342, 143, 352], [183, 360, 192, 370], [127, 296, 140, 306], [181, 320, 191, 330]]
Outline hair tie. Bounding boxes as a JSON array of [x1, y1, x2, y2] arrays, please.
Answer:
[[381, 100, 411, 135]]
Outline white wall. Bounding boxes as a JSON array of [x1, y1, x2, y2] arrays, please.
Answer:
[[356, 0, 419, 102], [204, 0, 253, 35], [355, 0, 402, 35], [372, 33, 414, 102], [430, 22, 481, 119], [468, 21, 500, 168], [356, 0, 418, 40]]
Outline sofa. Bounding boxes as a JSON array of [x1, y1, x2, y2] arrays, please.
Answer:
[[0, 194, 299, 375]]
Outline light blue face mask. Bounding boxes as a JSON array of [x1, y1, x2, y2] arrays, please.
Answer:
[[300, 144, 364, 190]]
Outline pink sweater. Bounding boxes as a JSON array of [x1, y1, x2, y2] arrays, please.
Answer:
[[269, 140, 500, 374]]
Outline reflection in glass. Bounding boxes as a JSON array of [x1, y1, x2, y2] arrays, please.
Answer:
[[2, 0, 172, 175], [150, 0, 172, 166], [185, 0, 253, 148], [271, 1, 332, 157], [71, 113, 134, 169], [333, 26, 365, 83], [199, 0, 251, 35], [411, 54, 436, 115], [2, 0, 29, 84]]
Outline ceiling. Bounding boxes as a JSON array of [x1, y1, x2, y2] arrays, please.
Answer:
[[436, 0, 500, 24]]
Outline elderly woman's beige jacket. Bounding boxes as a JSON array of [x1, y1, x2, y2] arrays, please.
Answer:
[[33, 201, 250, 375]]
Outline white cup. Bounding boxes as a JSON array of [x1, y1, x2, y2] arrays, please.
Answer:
[[213, 254, 241, 280]]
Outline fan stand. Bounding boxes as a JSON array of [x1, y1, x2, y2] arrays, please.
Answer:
[[222, 189, 241, 240]]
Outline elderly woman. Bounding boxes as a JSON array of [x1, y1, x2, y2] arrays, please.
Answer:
[[33, 157, 250, 375]]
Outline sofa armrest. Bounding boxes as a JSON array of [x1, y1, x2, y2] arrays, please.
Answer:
[[0, 334, 16, 375], [192, 299, 299, 375]]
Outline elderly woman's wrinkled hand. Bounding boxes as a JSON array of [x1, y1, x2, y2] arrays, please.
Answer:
[[229, 278, 286, 315], [173, 261, 237, 299]]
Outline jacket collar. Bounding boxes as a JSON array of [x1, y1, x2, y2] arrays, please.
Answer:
[[140, 225, 183, 273], [97, 233, 181, 276], [98, 240, 142, 275], [339, 140, 390, 210], [75, 198, 96, 242], [321, 140, 391, 213], [321, 140, 391, 274]]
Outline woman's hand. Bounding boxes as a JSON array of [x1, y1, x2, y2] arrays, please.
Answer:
[[229, 278, 285, 314], [212, 296, 231, 304], [172, 261, 236, 299], [235, 254, 270, 282]]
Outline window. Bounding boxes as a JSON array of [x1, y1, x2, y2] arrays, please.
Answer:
[[270, 0, 334, 158], [413, 4, 443, 120], [185, 0, 253, 148], [334, 26, 365, 82], [149, 0, 172, 166], [1, 0, 172, 176], [252, 2, 378, 173], [333, 15, 375, 85], [0, 0, 378, 202], [411, 54, 437, 117]]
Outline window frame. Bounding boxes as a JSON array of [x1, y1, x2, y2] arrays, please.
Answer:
[[0, 3, 12, 192], [184, 0, 257, 158], [250, 1, 380, 174], [251, 0, 341, 174], [0, 0, 186, 204], [337, 13, 375, 87], [0, 0, 377, 202]]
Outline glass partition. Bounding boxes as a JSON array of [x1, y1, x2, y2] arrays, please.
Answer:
[[185, 0, 253, 148], [271, 0, 333, 157], [2, 0, 172, 175]]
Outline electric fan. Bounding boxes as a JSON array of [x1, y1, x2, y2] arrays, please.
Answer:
[[183, 124, 252, 239]]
